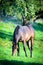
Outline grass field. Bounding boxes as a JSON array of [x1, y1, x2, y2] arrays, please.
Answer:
[[0, 20, 43, 65]]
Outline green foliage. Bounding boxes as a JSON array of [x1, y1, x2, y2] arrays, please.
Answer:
[[0, 0, 43, 18]]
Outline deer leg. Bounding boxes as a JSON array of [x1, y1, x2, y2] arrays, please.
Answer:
[[12, 43, 18, 56], [27, 40, 32, 57], [31, 37, 34, 49], [27, 39, 32, 58], [30, 37, 34, 58], [30, 42, 32, 58], [29, 40, 31, 50], [23, 41, 27, 57], [27, 40, 31, 50], [17, 43, 20, 56], [12, 43, 14, 56]]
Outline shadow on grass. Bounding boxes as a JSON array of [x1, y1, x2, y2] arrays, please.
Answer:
[[33, 22, 43, 32], [0, 60, 43, 65], [0, 31, 13, 41]]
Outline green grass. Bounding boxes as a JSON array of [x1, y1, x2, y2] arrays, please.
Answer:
[[0, 21, 43, 65]]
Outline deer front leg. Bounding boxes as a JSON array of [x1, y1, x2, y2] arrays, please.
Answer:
[[23, 41, 27, 57]]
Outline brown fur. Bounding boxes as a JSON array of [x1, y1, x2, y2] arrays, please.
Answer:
[[12, 24, 35, 57]]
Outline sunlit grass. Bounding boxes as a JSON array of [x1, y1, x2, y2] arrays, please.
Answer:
[[0, 21, 43, 64]]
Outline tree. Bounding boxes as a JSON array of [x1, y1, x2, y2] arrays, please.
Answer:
[[0, 0, 43, 24]]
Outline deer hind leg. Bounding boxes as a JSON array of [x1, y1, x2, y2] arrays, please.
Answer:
[[31, 37, 34, 50], [29, 40, 32, 57], [28, 40, 31, 50], [30, 37, 34, 57]]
